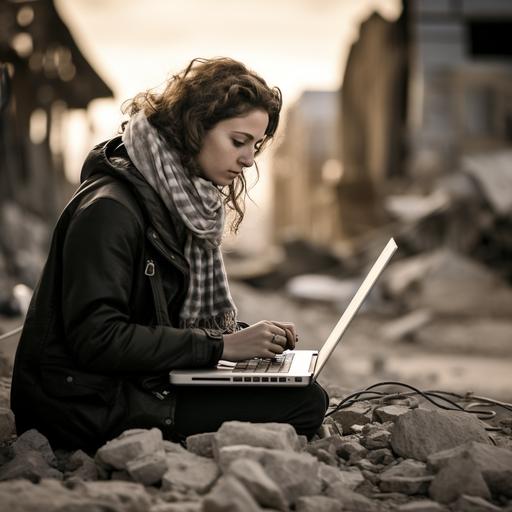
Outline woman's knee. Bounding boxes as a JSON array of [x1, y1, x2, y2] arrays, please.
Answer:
[[291, 382, 329, 439]]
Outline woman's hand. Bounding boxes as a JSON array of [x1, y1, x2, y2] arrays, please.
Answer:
[[221, 320, 298, 361]]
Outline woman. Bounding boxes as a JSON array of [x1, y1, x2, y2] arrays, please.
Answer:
[[11, 57, 328, 452]]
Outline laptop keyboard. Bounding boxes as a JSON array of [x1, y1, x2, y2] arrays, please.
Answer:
[[233, 353, 295, 373]]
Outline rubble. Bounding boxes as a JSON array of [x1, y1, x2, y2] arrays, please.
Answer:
[[391, 408, 491, 461], [0, 394, 510, 511]]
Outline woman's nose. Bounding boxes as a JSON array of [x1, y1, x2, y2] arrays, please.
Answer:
[[238, 149, 255, 168]]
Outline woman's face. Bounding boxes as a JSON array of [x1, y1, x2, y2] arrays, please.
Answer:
[[196, 109, 269, 186]]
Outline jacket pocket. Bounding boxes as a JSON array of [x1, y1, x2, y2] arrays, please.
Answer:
[[40, 366, 120, 405]]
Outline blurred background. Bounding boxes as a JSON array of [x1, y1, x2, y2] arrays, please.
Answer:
[[1, 0, 511, 401]]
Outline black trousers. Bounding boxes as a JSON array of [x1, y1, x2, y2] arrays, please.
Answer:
[[172, 381, 329, 441]]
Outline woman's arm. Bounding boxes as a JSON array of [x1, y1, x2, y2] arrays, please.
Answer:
[[62, 198, 222, 374]]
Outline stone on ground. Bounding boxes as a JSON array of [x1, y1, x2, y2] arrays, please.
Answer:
[[429, 452, 491, 504], [427, 441, 512, 498], [126, 450, 168, 486], [202, 475, 262, 512], [96, 428, 164, 470], [452, 495, 502, 512], [162, 450, 219, 494], [295, 495, 341, 512], [186, 432, 215, 458], [391, 409, 490, 461], [330, 401, 373, 432], [214, 421, 302, 453], [226, 458, 287, 511], [325, 481, 377, 510]]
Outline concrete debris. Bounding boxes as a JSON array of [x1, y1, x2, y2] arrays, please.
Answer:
[[330, 401, 373, 431], [383, 249, 512, 317], [294, 495, 342, 512], [126, 450, 168, 486], [203, 475, 262, 512], [162, 451, 219, 494], [213, 420, 303, 453], [226, 458, 288, 511], [453, 494, 502, 512], [374, 405, 411, 423], [397, 500, 449, 511], [427, 441, 512, 498], [391, 408, 491, 461], [185, 432, 215, 458], [96, 428, 164, 470], [429, 453, 492, 504], [0, 405, 510, 511]]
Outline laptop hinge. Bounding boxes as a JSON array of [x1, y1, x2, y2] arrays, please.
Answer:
[[308, 354, 318, 374]]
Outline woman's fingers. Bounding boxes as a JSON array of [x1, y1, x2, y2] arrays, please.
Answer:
[[269, 321, 297, 350]]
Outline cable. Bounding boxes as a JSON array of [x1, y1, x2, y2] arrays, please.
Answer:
[[0, 325, 23, 341], [325, 380, 512, 431]]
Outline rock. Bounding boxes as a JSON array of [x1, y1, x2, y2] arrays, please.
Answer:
[[96, 428, 164, 470], [163, 440, 188, 454], [12, 429, 57, 466], [0, 407, 15, 442], [186, 432, 215, 458], [162, 451, 219, 494], [66, 450, 98, 481], [214, 421, 302, 453], [354, 458, 382, 473], [0, 479, 99, 511], [381, 459, 429, 478], [330, 401, 373, 431], [362, 429, 392, 449], [374, 405, 411, 423], [75, 480, 153, 510], [429, 452, 491, 504], [367, 448, 395, 465], [217, 445, 321, 504], [126, 450, 168, 486], [427, 441, 512, 498], [203, 475, 261, 512], [391, 409, 490, 461], [227, 459, 287, 511], [0, 450, 63, 482], [453, 494, 502, 511], [307, 435, 346, 459], [318, 463, 364, 490], [336, 439, 368, 462], [325, 481, 377, 510], [379, 474, 433, 495], [295, 495, 341, 512], [397, 500, 449, 511], [151, 503, 202, 512]]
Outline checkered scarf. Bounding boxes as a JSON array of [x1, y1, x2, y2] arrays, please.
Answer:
[[122, 111, 238, 333]]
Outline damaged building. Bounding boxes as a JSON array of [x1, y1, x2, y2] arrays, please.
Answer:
[[272, 0, 512, 282], [0, 0, 113, 294]]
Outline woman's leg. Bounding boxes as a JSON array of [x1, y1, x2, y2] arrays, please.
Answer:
[[173, 382, 329, 440]]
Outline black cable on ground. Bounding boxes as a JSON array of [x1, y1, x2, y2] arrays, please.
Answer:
[[325, 380, 512, 431]]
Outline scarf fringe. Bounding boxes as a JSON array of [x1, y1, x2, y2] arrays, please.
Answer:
[[180, 310, 238, 334]]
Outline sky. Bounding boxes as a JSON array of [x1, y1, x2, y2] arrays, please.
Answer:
[[54, 0, 401, 251]]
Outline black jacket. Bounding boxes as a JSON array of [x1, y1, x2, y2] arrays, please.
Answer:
[[11, 137, 224, 451]]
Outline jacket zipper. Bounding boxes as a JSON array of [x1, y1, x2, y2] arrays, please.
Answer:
[[145, 259, 167, 325]]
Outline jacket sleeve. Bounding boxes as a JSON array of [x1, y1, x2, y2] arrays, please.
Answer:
[[61, 197, 223, 374]]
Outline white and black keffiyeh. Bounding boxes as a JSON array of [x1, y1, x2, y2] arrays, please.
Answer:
[[122, 111, 238, 332]]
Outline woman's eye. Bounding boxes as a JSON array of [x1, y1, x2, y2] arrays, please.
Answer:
[[232, 139, 245, 148]]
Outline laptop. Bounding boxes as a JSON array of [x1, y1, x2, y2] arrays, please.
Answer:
[[170, 238, 398, 387]]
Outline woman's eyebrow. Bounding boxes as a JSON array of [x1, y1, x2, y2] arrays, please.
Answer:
[[233, 131, 264, 143]]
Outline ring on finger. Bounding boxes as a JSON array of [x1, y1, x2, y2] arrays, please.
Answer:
[[271, 334, 277, 343]]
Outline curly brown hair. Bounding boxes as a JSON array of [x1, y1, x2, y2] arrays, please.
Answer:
[[122, 57, 282, 233]]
